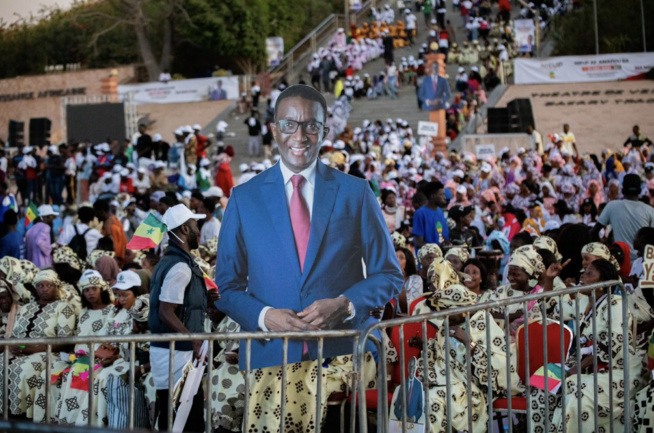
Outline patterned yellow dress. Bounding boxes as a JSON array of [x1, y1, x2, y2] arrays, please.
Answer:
[[43, 305, 114, 425], [0, 300, 77, 417], [531, 294, 647, 433]]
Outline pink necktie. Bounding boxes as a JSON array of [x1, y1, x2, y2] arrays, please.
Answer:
[[290, 175, 310, 272]]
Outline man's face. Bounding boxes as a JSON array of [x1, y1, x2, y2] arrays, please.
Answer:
[[271, 97, 324, 174], [433, 189, 447, 207], [563, 124, 569, 133], [431, 63, 438, 76], [185, 219, 200, 250]]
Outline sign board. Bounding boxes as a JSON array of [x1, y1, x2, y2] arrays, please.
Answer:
[[515, 52, 654, 85], [475, 144, 496, 159], [118, 76, 239, 105], [266, 37, 284, 68], [515, 19, 536, 55], [641, 245, 654, 289], [417, 121, 439, 137]]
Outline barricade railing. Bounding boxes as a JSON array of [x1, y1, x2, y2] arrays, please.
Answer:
[[0, 280, 640, 432], [356, 280, 636, 433], [0, 329, 361, 432]]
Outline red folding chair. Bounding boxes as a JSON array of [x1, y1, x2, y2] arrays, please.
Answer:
[[408, 295, 428, 316], [492, 319, 573, 424]]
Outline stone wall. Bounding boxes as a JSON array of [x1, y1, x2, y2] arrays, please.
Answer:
[[0, 65, 135, 145]]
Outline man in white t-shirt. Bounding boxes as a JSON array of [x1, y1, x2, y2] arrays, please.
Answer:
[[404, 9, 417, 46], [199, 197, 221, 244]]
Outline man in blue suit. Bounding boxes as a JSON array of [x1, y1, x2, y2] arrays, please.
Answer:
[[216, 85, 403, 371], [418, 61, 452, 111]]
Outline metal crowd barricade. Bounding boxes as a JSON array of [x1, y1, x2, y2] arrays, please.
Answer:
[[356, 280, 635, 433], [0, 329, 363, 432]]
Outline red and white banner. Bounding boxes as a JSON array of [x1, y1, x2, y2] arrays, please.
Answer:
[[515, 52, 654, 85]]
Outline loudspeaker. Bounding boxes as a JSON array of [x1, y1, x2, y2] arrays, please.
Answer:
[[66, 103, 125, 145], [487, 107, 511, 133], [507, 98, 535, 133], [29, 118, 52, 147], [8, 120, 24, 147]]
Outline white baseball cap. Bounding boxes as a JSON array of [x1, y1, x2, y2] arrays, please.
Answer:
[[153, 133, 162, 142], [199, 158, 211, 167], [154, 160, 166, 169], [162, 204, 205, 231], [150, 191, 166, 202], [203, 186, 224, 198], [193, 124, 202, 131], [37, 204, 59, 217], [112, 270, 142, 291], [452, 169, 465, 179]]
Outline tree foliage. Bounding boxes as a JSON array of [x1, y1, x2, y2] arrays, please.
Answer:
[[0, 0, 342, 80], [552, 0, 653, 56]]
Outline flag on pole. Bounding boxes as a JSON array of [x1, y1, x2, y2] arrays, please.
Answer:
[[126, 214, 167, 250], [25, 202, 39, 227], [203, 272, 218, 291]]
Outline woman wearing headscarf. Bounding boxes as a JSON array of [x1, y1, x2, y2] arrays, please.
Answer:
[[41, 270, 116, 425], [533, 236, 567, 291], [0, 270, 78, 418], [104, 295, 155, 428], [585, 179, 605, 209], [0, 256, 39, 303], [411, 282, 522, 433], [531, 259, 647, 433], [485, 245, 547, 339], [581, 242, 620, 273], [95, 255, 120, 287], [417, 244, 443, 293], [0, 279, 21, 338], [52, 245, 84, 314], [92, 270, 151, 428], [444, 246, 471, 273]]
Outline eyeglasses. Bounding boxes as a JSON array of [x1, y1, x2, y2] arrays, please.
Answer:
[[277, 119, 326, 135]]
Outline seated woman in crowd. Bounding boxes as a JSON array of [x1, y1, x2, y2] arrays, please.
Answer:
[[412, 282, 521, 433], [44, 270, 115, 425], [395, 246, 422, 314], [531, 259, 648, 433], [93, 270, 153, 428], [0, 270, 77, 418]]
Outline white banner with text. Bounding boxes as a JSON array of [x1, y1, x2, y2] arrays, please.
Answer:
[[515, 53, 654, 85], [118, 76, 239, 105]]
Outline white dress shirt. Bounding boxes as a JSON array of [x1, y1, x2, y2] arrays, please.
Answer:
[[258, 160, 354, 331]]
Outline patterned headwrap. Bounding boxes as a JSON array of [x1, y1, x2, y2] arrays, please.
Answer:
[[533, 236, 562, 261], [425, 284, 478, 311], [0, 257, 35, 303], [508, 245, 546, 279], [417, 243, 443, 263], [0, 279, 21, 338], [129, 295, 150, 323], [427, 257, 461, 292], [86, 250, 116, 269], [78, 269, 114, 303], [581, 242, 620, 271], [32, 269, 65, 300], [391, 232, 407, 249], [205, 237, 218, 260], [130, 250, 145, 267], [53, 245, 85, 272], [445, 246, 471, 263]]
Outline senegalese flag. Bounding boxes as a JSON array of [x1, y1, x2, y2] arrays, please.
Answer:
[[126, 213, 167, 250], [203, 272, 218, 291], [25, 202, 39, 227]]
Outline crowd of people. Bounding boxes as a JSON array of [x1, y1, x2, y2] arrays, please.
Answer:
[[0, 3, 653, 432], [2, 80, 654, 431]]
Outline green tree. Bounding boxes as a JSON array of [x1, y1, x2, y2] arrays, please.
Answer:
[[552, 0, 653, 56]]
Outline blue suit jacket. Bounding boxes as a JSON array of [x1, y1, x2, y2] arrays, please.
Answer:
[[418, 75, 451, 111], [215, 161, 403, 370]]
